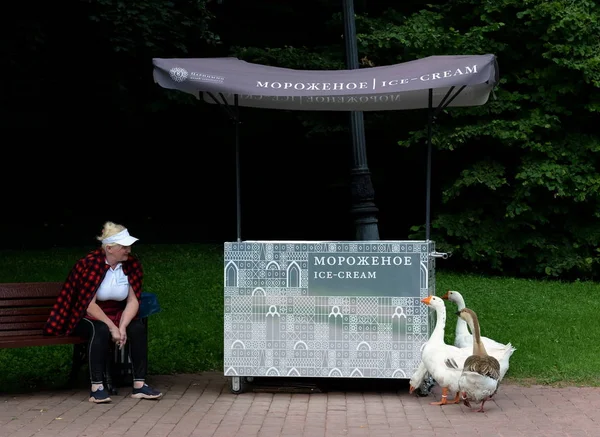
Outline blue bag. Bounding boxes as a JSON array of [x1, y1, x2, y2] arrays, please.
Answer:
[[140, 292, 162, 318]]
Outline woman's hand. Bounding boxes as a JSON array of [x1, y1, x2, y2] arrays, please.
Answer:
[[118, 325, 128, 349], [109, 325, 121, 344]]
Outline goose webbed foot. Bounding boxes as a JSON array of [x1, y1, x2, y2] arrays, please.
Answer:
[[430, 387, 448, 405], [475, 398, 490, 413], [430, 388, 460, 405]]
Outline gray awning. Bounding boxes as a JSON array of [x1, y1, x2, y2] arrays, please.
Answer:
[[152, 54, 498, 111]]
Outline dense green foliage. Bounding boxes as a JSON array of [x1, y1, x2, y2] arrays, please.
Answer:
[[8, 0, 599, 279]]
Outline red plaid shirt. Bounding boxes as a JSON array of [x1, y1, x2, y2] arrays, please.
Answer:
[[44, 248, 143, 336]]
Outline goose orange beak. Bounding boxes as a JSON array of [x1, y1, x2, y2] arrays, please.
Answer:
[[421, 296, 432, 305], [441, 291, 450, 299]]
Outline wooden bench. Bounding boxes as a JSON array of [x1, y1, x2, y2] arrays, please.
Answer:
[[0, 282, 105, 389]]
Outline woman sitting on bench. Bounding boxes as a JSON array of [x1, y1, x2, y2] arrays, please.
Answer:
[[44, 221, 162, 403]]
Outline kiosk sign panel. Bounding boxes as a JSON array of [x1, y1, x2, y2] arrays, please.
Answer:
[[224, 241, 435, 379], [309, 252, 419, 297]]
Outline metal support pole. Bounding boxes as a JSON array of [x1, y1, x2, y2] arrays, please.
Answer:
[[342, 0, 380, 241], [207, 91, 242, 241], [234, 94, 241, 242], [425, 89, 434, 241]]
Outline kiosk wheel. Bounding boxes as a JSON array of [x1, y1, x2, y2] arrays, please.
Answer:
[[230, 376, 253, 394]]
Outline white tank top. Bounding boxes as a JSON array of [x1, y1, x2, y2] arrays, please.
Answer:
[[96, 263, 130, 301]]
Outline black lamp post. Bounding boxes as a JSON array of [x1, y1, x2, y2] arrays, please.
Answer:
[[216, 0, 380, 241], [341, 0, 380, 241]]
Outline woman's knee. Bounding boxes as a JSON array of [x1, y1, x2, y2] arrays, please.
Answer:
[[93, 321, 111, 341]]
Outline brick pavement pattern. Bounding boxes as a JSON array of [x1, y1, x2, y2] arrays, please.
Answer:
[[2, 372, 599, 437]]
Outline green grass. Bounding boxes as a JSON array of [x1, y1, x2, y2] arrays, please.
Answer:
[[435, 272, 600, 387], [1, 244, 599, 392]]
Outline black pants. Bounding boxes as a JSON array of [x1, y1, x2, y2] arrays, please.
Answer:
[[72, 318, 147, 384]]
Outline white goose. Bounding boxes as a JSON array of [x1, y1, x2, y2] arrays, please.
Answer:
[[414, 295, 471, 405], [441, 290, 516, 381]]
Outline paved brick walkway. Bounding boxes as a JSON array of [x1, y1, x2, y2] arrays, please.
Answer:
[[1, 372, 599, 437]]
